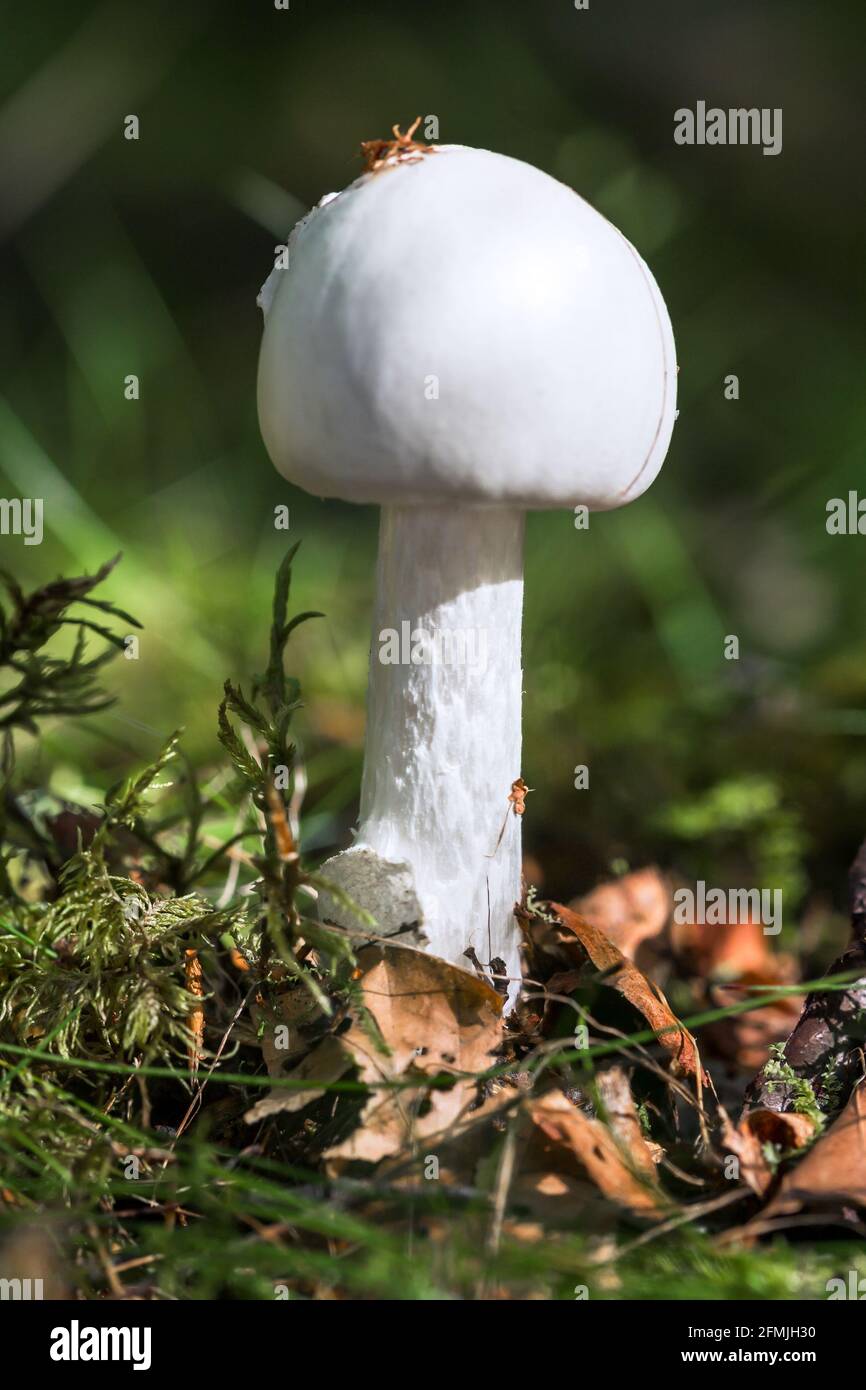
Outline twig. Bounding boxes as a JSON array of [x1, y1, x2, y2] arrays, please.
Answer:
[[184, 948, 205, 1074], [598, 1187, 751, 1262]]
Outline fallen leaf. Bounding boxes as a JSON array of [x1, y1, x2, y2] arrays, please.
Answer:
[[759, 1082, 866, 1219], [570, 868, 671, 964], [702, 961, 803, 1073], [245, 1034, 352, 1122], [247, 943, 506, 1167], [324, 944, 505, 1167], [671, 905, 800, 985], [744, 1108, 817, 1150], [722, 1106, 817, 1197], [594, 1066, 659, 1175], [546, 903, 707, 1083], [525, 1090, 666, 1217], [253, 983, 327, 1076]]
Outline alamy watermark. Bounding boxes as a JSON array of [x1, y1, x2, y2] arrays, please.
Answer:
[[826, 1271, 866, 1299], [673, 880, 782, 935], [0, 1276, 43, 1299], [378, 620, 487, 671], [826, 492, 866, 535], [674, 102, 782, 157], [0, 497, 43, 545], [50, 1321, 151, 1371]]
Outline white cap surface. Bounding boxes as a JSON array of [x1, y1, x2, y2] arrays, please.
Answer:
[[258, 145, 676, 509]]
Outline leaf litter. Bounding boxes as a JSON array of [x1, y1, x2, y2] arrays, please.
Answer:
[[8, 549, 866, 1297], [242, 847, 866, 1269]]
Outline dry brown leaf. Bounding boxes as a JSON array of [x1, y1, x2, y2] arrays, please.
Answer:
[[721, 1113, 771, 1196], [722, 1107, 817, 1197], [595, 1066, 660, 1174], [247, 943, 505, 1165], [330, 1076, 510, 1170], [671, 912, 776, 979], [570, 868, 671, 963], [377, 1087, 517, 1188], [525, 1091, 666, 1217], [323, 944, 505, 1168], [548, 903, 706, 1083], [253, 984, 326, 1077], [702, 960, 803, 1073], [744, 1107, 817, 1150], [671, 906, 800, 993], [759, 1082, 866, 1219], [245, 1034, 352, 1122], [667, 901, 801, 1074]]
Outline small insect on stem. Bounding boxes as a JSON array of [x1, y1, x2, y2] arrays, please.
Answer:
[[489, 777, 533, 857]]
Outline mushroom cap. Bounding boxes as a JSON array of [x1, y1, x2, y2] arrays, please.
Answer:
[[258, 145, 676, 509]]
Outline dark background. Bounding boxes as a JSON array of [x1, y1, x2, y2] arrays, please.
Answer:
[[1, 0, 864, 949]]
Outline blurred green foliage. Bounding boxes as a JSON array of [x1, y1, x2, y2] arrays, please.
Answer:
[[1, 0, 864, 949]]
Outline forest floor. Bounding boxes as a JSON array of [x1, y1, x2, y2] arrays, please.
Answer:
[[1, 553, 865, 1301]]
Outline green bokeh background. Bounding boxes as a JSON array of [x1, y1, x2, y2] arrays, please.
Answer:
[[1, 0, 864, 944]]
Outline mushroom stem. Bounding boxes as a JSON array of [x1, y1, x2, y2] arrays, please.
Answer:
[[318, 503, 525, 1002]]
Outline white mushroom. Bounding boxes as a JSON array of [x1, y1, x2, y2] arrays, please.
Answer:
[[257, 136, 677, 1007]]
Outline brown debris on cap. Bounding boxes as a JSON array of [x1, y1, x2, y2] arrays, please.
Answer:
[[360, 117, 437, 174]]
